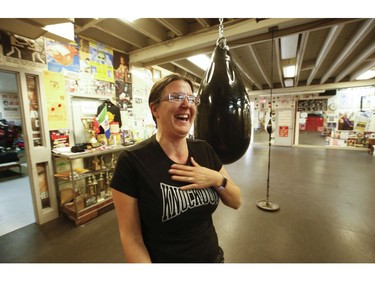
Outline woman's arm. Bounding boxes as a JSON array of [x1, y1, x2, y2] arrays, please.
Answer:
[[111, 188, 152, 263], [213, 166, 241, 209], [169, 157, 241, 209]]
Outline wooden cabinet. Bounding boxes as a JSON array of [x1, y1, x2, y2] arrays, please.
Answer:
[[52, 146, 124, 225]]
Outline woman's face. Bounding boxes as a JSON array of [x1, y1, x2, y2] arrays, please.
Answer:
[[152, 80, 196, 138]]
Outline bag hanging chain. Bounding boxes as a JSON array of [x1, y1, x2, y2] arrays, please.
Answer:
[[219, 18, 224, 38], [217, 18, 228, 49]]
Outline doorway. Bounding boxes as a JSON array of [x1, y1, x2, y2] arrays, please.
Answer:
[[297, 111, 328, 146], [0, 70, 35, 236]]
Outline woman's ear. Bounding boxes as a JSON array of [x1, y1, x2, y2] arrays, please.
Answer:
[[150, 103, 159, 120]]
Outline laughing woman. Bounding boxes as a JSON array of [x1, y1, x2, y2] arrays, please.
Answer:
[[110, 73, 241, 263]]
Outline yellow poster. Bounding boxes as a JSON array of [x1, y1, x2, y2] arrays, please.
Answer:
[[89, 41, 114, 83], [43, 70, 67, 129]]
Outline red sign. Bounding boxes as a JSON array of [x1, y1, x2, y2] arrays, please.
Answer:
[[279, 126, 289, 137]]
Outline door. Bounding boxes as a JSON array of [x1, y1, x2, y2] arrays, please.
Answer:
[[17, 69, 58, 224], [0, 69, 36, 235], [273, 108, 295, 146]]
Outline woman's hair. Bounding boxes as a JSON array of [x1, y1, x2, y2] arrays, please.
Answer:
[[148, 73, 194, 125]]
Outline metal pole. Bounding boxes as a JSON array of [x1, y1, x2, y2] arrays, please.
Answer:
[[256, 27, 280, 212]]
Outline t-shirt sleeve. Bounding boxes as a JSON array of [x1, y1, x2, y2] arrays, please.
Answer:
[[110, 150, 139, 198]]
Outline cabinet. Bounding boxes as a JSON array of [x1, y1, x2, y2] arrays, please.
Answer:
[[53, 145, 124, 225]]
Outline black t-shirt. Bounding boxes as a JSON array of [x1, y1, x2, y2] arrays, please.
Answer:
[[110, 134, 223, 262]]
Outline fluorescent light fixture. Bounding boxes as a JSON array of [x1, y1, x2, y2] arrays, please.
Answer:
[[283, 65, 296, 78], [284, 78, 294, 87], [188, 54, 211, 71], [356, 69, 375, 80], [280, 34, 299, 60], [43, 22, 75, 43]]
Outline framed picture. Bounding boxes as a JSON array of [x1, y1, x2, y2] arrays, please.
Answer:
[[152, 69, 161, 82], [125, 72, 132, 83]]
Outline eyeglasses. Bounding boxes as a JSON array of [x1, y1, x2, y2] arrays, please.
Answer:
[[159, 92, 200, 105]]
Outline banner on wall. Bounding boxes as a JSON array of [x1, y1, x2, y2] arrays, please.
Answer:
[[0, 31, 46, 70], [43, 70, 68, 129]]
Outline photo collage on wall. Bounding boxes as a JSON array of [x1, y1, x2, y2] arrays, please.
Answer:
[[113, 50, 132, 111], [297, 99, 328, 112]]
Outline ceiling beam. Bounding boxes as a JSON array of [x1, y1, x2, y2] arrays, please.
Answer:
[[349, 60, 375, 81], [229, 18, 361, 48], [170, 60, 205, 78], [295, 31, 309, 87], [122, 18, 168, 43], [129, 18, 298, 65], [274, 37, 284, 88], [335, 40, 375, 82], [74, 18, 104, 33], [248, 78, 375, 96], [195, 19, 211, 28], [101, 19, 150, 48], [0, 18, 46, 39], [155, 18, 189, 37], [320, 19, 375, 84], [231, 50, 263, 90], [307, 24, 344, 85], [249, 44, 272, 88]]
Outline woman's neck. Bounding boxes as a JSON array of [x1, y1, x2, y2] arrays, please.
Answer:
[[156, 132, 189, 164]]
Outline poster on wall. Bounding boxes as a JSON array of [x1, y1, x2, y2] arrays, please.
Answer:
[[26, 75, 43, 147], [272, 96, 295, 109], [37, 163, 51, 209], [0, 93, 20, 120], [43, 70, 68, 129], [0, 31, 46, 70], [50, 129, 70, 149], [79, 37, 92, 74], [116, 81, 133, 111], [45, 37, 80, 74], [113, 50, 132, 110], [89, 41, 114, 83], [113, 50, 130, 83]]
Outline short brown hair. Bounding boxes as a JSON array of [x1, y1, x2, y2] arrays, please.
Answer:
[[148, 73, 194, 125]]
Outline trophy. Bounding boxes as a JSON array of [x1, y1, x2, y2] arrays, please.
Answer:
[[81, 117, 97, 144]]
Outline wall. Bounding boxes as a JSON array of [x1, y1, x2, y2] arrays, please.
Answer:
[[0, 31, 158, 146]]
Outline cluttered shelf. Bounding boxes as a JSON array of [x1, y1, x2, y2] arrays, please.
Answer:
[[52, 145, 127, 226]]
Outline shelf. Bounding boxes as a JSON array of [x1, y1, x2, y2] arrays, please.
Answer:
[[62, 197, 114, 226], [53, 145, 122, 226], [54, 167, 113, 181], [52, 145, 125, 160]]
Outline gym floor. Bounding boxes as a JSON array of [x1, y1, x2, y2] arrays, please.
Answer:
[[1, 141, 374, 272]]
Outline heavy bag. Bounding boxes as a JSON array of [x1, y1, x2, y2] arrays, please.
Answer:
[[194, 38, 251, 164]]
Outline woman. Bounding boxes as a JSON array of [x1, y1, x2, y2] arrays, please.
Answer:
[[111, 73, 241, 263]]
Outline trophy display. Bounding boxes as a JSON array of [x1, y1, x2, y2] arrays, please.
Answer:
[[81, 117, 98, 144]]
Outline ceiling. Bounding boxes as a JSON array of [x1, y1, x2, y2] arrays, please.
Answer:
[[1, 18, 375, 96]]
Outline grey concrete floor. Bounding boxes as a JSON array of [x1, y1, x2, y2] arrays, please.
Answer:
[[0, 143, 374, 264]]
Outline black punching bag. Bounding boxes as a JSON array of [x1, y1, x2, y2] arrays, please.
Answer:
[[194, 38, 251, 164]]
